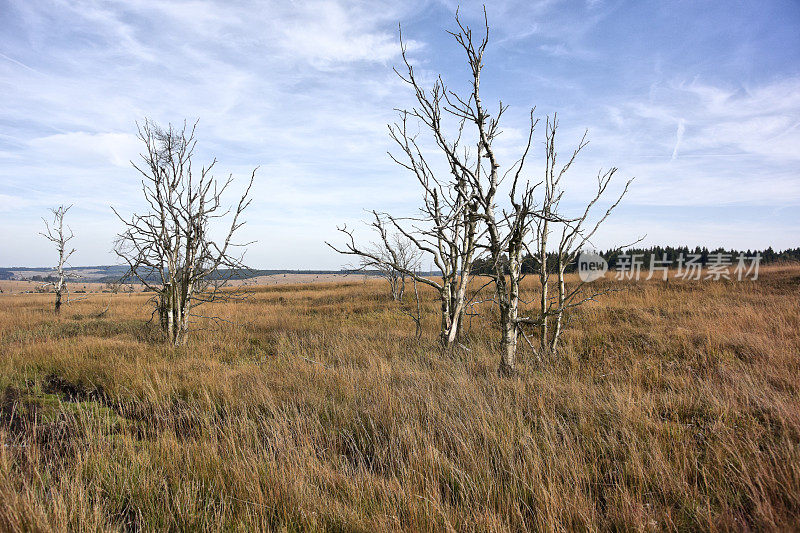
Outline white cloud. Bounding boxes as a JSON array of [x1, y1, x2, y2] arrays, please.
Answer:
[[28, 132, 140, 167], [0, 0, 797, 267], [670, 118, 685, 160], [629, 78, 800, 161], [559, 77, 800, 210]]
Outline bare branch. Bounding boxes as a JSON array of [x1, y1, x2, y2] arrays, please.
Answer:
[[40, 205, 76, 312], [112, 118, 257, 345]]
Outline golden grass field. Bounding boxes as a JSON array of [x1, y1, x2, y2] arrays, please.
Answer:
[[0, 273, 368, 295], [1, 265, 798, 531]]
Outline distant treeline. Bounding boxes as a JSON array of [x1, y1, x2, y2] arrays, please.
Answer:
[[470, 246, 800, 275], [3, 247, 797, 282], [29, 275, 59, 282]]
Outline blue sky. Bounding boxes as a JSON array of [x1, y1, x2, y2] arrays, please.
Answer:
[[0, 0, 798, 268]]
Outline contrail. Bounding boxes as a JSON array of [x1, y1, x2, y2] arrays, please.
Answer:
[[671, 118, 685, 160], [0, 51, 41, 74]]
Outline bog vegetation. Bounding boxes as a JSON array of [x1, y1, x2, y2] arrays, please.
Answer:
[[1, 267, 799, 530], [5, 9, 798, 532]]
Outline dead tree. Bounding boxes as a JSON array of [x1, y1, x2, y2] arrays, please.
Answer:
[[402, 274, 424, 340], [359, 233, 419, 301], [442, 12, 632, 374], [531, 115, 634, 354], [112, 119, 256, 346], [39, 205, 76, 313], [436, 12, 546, 374], [330, 206, 476, 348], [328, 25, 483, 348]]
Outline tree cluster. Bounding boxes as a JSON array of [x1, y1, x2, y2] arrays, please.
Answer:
[[329, 11, 633, 374]]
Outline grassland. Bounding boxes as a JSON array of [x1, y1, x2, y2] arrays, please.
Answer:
[[1, 265, 798, 531]]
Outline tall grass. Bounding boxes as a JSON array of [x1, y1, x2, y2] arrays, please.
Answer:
[[1, 266, 799, 531]]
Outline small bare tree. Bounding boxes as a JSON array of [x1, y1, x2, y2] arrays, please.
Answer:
[[530, 116, 634, 355], [401, 272, 424, 341], [40, 205, 76, 313], [358, 233, 419, 301], [434, 12, 549, 374], [113, 119, 256, 345], [330, 206, 476, 348], [328, 25, 485, 348]]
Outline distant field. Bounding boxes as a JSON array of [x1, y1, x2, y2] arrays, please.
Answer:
[[0, 273, 369, 294], [0, 265, 798, 530], [0, 280, 124, 294]]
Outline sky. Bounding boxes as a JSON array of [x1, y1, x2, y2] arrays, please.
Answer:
[[0, 0, 798, 269]]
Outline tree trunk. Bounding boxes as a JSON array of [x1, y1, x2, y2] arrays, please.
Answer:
[[550, 261, 566, 353], [159, 289, 169, 332], [444, 306, 462, 347], [499, 310, 517, 375], [389, 276, 400, 301], [54, 272, 65, 313], [168, 285, 176, 344], [498, 253, 521, 375], [439, 290, 462, 348], [439, 276, 468, 348], [539, 221, 549, 352], [159, 285, 186, 345]]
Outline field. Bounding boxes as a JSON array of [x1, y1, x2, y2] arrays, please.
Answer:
[[0, 273, 368, 294], [1, 265, 799, 531]]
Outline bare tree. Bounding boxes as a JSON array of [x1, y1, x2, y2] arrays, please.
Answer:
[[530, 116, 634, 355], [40, 205, 76, 313], [437, 12, 632, 374], [331, 10, 632, 368], [400, 272, 424, 341], [112, 119, 256, 345], [330, 207, 476, 348], [328, 24, 485, 348], [433, 12, 548, 374], [357, 233, 419, 301]]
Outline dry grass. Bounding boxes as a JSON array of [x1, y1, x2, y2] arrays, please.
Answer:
[[1, 265, 798, 531]]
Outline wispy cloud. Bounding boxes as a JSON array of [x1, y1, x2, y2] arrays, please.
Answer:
[[0, 51, 40, 74], [0, 0, 798, 266], [670, 118, 685, 161]]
